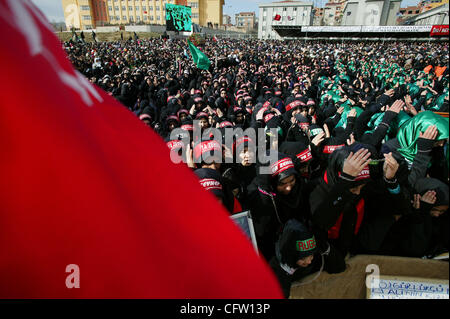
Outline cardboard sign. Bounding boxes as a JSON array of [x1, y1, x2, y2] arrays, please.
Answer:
[[230, 211, 259, 254], [367, 275, 449, 299]]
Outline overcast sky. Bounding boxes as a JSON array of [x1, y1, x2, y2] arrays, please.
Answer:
[[31, 0, 421, 23]]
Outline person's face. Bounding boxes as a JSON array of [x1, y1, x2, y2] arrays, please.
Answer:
[[299, 163, 310, 177], [276, 175, 296, 195], [220, 91, 227, 98], [349, 184, 366, 195], [199, 118, 209, 129], [236, 113, 244, 123], [143, 119, 152, 128], [430, 205, 448, 217], [179, 113, 187, 121], [239, 147, 255, 167], [296, 254, 314, 268], [168, 122, 176, 131]]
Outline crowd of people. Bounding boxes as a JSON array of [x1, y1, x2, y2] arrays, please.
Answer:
[[65, 36, 449, 298]]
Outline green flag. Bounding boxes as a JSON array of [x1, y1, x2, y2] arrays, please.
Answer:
[[187, 40, 211, 71]]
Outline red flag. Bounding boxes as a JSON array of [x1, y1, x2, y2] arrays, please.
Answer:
[[273, 14, 281, 21], [0, 0, 282, 299], [144, 10, 147, 14]]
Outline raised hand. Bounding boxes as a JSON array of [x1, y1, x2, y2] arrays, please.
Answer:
[[323, 123, 330, 138], [342, 148, 372, 177], [421, 190, 437, 205], [348, 108, 357, 118], [256, 106, 267, 121], [419, 125, 438, 140], [383, 152, 399, 180], [385, 89, 395, 97], [388, 99, 404, 114], [346, 133, 355, 146], [412, 194, 421, 210], [311, 131, 325, 146]]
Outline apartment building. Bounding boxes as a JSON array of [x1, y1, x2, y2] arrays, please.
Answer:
[[62, 0, 224, 29]]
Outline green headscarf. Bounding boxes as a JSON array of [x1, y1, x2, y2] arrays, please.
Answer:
[[335, 105, 364, 129], [397, 111, 449, 163], [365, 111, 412, 138], [432, 91, 449, 111]]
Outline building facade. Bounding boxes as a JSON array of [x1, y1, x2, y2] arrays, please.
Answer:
[[341, 0, 401, 26], [313, 7, 325, 25], [62, 0, 224, 30], [258, 1, 313, 40], [403, 2, 449, 25], [235, 12, 256, 31], [223, 14, 231, 25], [323, 0, 346, 26], [419, 0, 449, 12]]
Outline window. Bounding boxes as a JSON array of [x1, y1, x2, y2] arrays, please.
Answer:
[[150, 6, 153, 11], [122, 6, 126, 11], [156, 6, 160, 11], [157, 16, 160, 20], [144, 16, 148, 21], [143, 6, 146, 10], [109, 6, 112, 11], [136, 6, 139, 11], [115, 6, 119, 11], [150, 16, 154, 20], [123, 15, 127, 20], [192, 13, 199, 18], [130, 16, 134, 21], [116, 15, 120, 20], [415, 10, 419, 13], [81, 5, 90, 10], [82, 15, 91, 20], [262, 26, 266, 31], [408, 11, 412, 14], [128, 6, 132, 11], [283, 8, 287, 11], [294, 8, 297, 11]]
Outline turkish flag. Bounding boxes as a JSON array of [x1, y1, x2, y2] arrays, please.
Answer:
[[0, 0, 282, 299], [274, 14, 281, 21], [144, 10, 147, 14]]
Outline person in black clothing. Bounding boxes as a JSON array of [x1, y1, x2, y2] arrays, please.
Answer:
[[310, 144, 404, 269], [379, 177, 449, 258], [247, 152, 308, 262]]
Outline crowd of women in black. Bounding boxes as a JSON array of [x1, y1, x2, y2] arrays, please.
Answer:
[[65, 36, 449, 297]]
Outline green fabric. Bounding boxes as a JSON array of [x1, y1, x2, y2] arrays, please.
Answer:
[[429, 91, 448, 111], [391, 111, 412, 132], [397, 111, 449, 163], [335, 106, 364, 129], [365, 112, 385, 135], [187, 40, 211, 70], [408, 83, 420, 96]]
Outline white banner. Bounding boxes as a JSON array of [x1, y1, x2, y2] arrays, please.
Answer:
[[362, 25, 432, 32], [301, 25, 433, 33], [302, 26, 362, 32]]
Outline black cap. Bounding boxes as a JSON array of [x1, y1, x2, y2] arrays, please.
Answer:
[[276, 219, 318, 269]]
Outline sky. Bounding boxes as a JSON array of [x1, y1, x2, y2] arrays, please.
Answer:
[[31, 0, 421, 23]]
